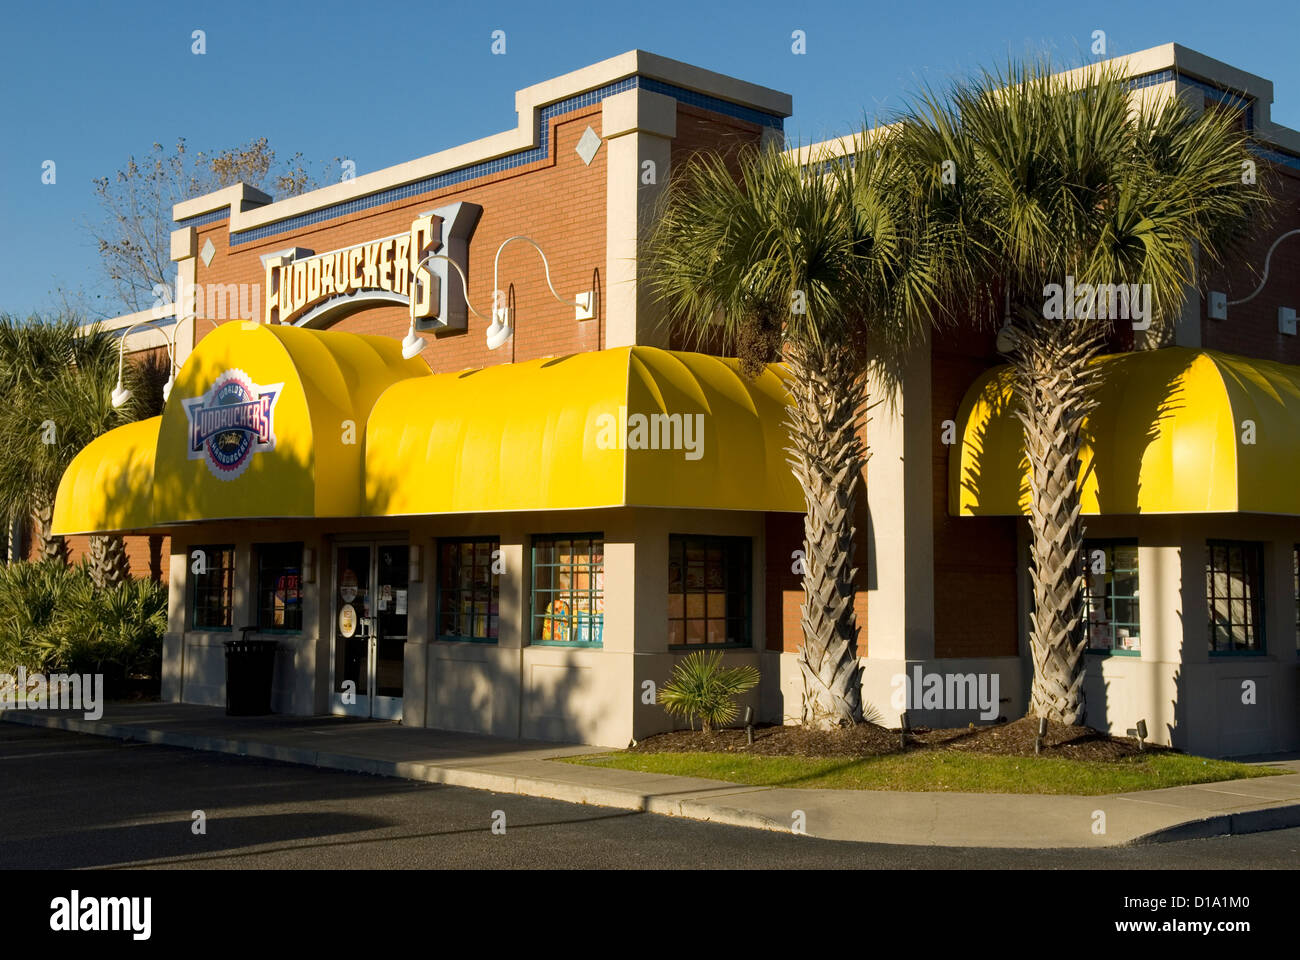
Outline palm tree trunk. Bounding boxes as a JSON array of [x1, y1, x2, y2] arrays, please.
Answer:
[[88, 534, 132, 588], [1011, 311, 1103, 725], [32, 498, 67, 564], [784, 339, 866, 728]]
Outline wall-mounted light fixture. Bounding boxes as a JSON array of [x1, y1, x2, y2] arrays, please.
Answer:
[[406, 253, 492, 359], [161, 315, 222, 403], [488, 236, 597, 351], [110, 318, 177, 408], [1209, 227, 1300, 322], [303, 546, 316, 584], [408, 543, 423, 583], [411, 238, 597, 354]]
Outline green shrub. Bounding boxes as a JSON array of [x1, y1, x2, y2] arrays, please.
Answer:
[[0, 560, 166, 682], [658, 651, 760, 733]]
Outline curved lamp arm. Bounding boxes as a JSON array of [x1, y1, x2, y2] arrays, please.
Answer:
[[111, 318, 174, 408], [488, 235, 597, 351], [413, 252, 491, 322], [493, 235, 587, 311], [160, 315, 222, 402], [1227, 228, 1300, 306], [400, 251, 493, 359]]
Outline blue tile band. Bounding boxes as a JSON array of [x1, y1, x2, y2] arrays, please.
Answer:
[[225, 76, 785, 247]]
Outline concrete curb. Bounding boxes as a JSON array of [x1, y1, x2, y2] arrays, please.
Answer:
[[1131, 803, 1300, 844], [7, 710, 1299, 847]]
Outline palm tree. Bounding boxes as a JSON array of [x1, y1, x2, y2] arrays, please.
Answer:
[[648, 133, 962, 728], [0, 313, 148, 585], [898, 61, 1266, 725]]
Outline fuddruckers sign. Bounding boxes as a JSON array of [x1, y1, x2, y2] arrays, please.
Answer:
[[262, 201, 481, 329]]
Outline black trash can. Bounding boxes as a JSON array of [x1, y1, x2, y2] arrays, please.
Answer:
[[223, 636, 279, 716]]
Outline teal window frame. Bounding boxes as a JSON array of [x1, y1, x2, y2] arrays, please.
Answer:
[[1082, 539, 1141, 657], [190, 543, 235, 631], [435, 537, 500, 643], [530, 533, 604, 648], [255, 541, 304, 634], [667, 534, 752, 650], [1207, 539, 1266, 655]]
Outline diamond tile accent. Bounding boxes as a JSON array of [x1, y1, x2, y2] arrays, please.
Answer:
[[200, 238, 216, 267], [575, 126, 602, 166]]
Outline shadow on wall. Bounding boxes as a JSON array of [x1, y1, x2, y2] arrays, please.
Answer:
[[1085, 353, 1189, 514], [521, 654, 598, 743]]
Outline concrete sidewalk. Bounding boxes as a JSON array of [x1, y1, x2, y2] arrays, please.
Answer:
[[5, 702, 1300, 848]]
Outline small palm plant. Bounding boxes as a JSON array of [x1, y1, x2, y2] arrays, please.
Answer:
[[658, 651, 760, 734]]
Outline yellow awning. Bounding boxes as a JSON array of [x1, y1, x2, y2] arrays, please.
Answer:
[[53, 417, 160, 534], [364, 346, 804, 515], [952, 347, 1300, 516], [54, 332, 804, 534], [53, 321, 429, 534]]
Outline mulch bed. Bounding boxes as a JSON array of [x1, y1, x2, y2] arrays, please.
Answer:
[[628, 716, 1169, 762]]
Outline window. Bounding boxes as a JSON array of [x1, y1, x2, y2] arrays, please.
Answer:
[[1207, 540, 1265, 654], [190, 544, 234, 630], [256, 542, 303, 632], [531, 534, 603, 646], [1082, 540, 1140, 655], [437, 538, 500, 642], [668, 535, 752, 647]]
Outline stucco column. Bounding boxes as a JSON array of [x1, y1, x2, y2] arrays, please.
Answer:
[[170, 227, 198, 365], [161, 539, 188, 703], [401, 533, 430, 726], [860, 336, 936, 720], [601, 88, 676, 349]]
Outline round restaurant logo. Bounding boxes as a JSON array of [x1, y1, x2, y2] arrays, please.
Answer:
[[181, 368, 284, 481]]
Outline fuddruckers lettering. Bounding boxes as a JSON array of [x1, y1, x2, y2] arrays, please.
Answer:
[[264, 213, 441, 325]]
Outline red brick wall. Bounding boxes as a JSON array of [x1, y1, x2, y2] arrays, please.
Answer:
[[190, 105, 608, 371], [931, 323, 1019, 658], [1201, 163, 1300, 362], [24, 530, 168, 582]]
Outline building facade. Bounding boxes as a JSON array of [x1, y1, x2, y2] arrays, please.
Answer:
[[54, 44, 1300, 756]]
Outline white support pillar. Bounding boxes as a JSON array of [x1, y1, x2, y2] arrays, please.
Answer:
[[601, 88, 676, 348]]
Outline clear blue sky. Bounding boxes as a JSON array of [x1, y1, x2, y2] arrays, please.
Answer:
[[2, 0, 1297, 318]]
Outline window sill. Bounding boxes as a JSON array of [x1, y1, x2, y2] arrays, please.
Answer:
[[1209, 649, 1267, 657], [436, 636, 499, 645], [531, 640, 603, 649], [1086, 648, 1141, 657]]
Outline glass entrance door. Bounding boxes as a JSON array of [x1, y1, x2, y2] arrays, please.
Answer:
[[331, 542, 408, 720]]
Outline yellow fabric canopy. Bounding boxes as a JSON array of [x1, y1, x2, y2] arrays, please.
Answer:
[[53, 322, 429, 534], [365, 346, 803, 515], [53, 330, 804, 534], [952, 347, 1300, 516], [53, 416, 160, 534]]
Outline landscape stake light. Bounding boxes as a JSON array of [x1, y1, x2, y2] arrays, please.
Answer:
[[744, 705, 754, 745], [1035, 716, 1048, 756], [899, 711, 909, 750], [1136, 718, 1148, 751]]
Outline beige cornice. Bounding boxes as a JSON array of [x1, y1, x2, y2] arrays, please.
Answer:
[[172, 50, 792, 237]]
